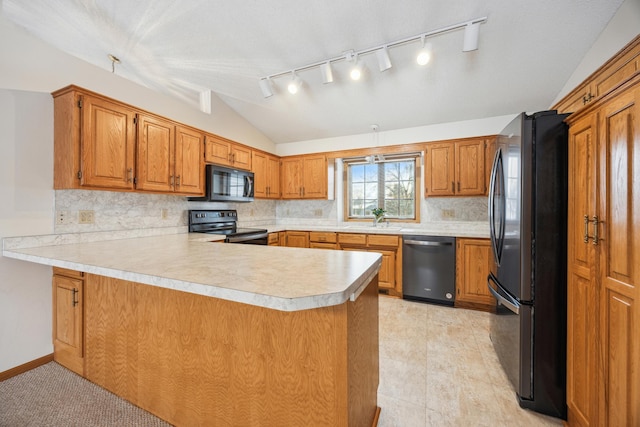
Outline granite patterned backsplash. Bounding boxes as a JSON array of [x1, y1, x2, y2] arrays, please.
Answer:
[[54, 190, 486, 234]]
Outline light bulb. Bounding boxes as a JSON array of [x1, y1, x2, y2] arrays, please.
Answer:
[[416, 50, 431, 66], [350, 66, 362, 80], [287, 73, 301, 94]]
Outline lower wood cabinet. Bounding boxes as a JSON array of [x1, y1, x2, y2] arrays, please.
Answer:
[[52, 267, 84, 375], [454, 238, 496, 312], [309, 232, 338, 249], [267, 232, 279, 246], [338, 233, 402, 297], [284, 231, 309, 248]]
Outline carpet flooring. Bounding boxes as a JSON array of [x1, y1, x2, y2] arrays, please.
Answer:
[[0, 362, 170, 427]]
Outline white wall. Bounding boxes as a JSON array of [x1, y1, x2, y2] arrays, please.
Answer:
[[276, 114, 516, 157], [0, 89, 55, 372], [552, 0, 640, 104]]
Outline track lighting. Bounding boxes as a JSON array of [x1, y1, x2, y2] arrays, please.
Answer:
[[258, 16, 487, 97], [463, 22, 480, 52], [287, 72, 301, 94], [376, 46, 392, 72], [320, 61, 333, 84], [258, 78, 273, 98], [416, 35, 432, 66]]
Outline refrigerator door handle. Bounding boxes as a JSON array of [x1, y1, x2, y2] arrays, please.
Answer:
[[487, 273, 519, 314]]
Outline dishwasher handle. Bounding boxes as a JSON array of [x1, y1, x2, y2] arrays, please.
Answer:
[[404, 239, 453, 247]]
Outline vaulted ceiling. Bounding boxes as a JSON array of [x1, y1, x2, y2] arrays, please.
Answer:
[[3, 0, 624, 144]]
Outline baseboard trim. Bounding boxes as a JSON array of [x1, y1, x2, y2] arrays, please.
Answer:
[[372, 406, 381, 426], [0, 353, 54, 382]]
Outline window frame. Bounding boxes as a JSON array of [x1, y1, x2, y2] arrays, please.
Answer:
[[343, 153, 421, 223]]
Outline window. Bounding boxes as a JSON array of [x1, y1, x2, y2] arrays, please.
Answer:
[[345, 154, 419, 220]]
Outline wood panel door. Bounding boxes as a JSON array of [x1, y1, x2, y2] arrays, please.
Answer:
[[136, 114, 175, 192], [285, 231, 309, 248], [425, 143, 455, 196], [252, 151, 268, 198], [567, 113, 599, 427], [174, 126, 204, 195], [267, 155, 281, 198], [455, 139, 486, 196], [80, 95, 136, 189], [302, 155, 327, 198], [455, 238, 495, 311], [596, 87, 639, 427], [230, 145, 252, 170], [281, 158, 303, 199], [204, 135, 232, 166], [52, 273, 84, 375]]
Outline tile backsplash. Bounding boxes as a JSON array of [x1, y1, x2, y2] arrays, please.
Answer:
[[54, 190, 486, 234]]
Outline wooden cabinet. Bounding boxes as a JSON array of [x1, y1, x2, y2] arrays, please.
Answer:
[[252, 151, 281, 199], [52, 267, 84, 376], [53, 86, 204, 196], [284, 231, 309, 248], [204, 134, 252, 170], [338, 233, 402, 297], [565, 77, 640, 427], [554, 35, 640, 115], [309, 232, 338, 249], [455, 238, 495, 312], [267, 232, 280, 246], [54, 89, 136, 190], [424, 137, 488, 197], [137, 115, 204, 195], [281, 154, 327, 199]]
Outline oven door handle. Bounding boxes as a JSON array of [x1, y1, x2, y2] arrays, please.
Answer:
[[487, 273, 519, 314], [226, 232, 268, 243]]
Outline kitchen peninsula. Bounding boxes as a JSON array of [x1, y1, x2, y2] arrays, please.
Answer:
[[2, 233, 382, 426]]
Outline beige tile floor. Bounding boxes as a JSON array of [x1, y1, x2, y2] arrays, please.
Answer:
[[377, 297, 564, 427]]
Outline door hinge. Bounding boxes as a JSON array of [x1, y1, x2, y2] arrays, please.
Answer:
[[77, 170, 82, 179], [77, 99, 83, 108]]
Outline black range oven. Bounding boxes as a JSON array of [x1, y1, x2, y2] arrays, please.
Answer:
[[188, 210, 268, 245]]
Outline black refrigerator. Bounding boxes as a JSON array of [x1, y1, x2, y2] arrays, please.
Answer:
[[487, 110, 568, 419]]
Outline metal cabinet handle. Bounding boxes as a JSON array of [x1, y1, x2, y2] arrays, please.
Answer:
[[127, 168, 133, 183], [457, 181, 460, 192], [452, 181, 455, 192], [584, 215, 589, 243], [72, 288, 79, 307], [176, 175, 181, 187], [592, 215, 599, 246]]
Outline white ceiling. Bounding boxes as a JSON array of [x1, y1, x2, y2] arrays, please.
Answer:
[[2, 0, 624, 144]]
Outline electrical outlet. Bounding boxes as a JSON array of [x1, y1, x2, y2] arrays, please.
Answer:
[[56, 211, 68, 225], [314, 209, 323, 217], [442, 209, 455, 219], [78, 210, 95, 224], [161, 209, 169, 219]]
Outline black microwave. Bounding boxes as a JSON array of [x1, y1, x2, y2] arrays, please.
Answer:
[[190, 164, 254, 202]]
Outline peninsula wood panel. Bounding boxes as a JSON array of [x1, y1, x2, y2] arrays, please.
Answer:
[[84, 273, 379, 427], [566, 113, 599, 427]]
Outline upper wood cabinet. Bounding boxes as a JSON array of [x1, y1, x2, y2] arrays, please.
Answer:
[[136, 115, 204, 195], [54, 90, 136, 190], [53, 86, 204, 196], [252, 151, 280, 199], [554, 34, 640, 115], [424, 137, 489, 197], [281, 154, 327, 199], [204, 134, 252, 170]]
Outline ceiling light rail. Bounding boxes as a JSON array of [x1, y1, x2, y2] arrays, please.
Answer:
[[258, 16, 487, 97]]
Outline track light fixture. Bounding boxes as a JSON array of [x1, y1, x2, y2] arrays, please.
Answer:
[[257, 16, 487, 98]]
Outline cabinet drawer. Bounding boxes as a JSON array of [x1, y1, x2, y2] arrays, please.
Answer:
[[267, 233, 279, 245], [338, 233, 367, 245], [309, 232, 337, 243], [367, 234, 399, 247], [309, 242, 338, 250], [53, 267, 84, 279]]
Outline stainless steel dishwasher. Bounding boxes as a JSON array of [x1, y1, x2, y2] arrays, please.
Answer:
[[402, 235, 456, 305]]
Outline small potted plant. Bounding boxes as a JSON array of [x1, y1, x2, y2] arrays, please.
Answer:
[[371, 207, 386, 227]]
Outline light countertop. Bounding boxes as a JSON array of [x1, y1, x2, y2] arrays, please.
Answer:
[[2, 233, 381, 312]]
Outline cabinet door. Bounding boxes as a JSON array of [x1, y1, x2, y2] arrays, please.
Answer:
[[80, 95, 136, 189], [285, 231, 309, 248], [455, 238, 495, 311], [302, 155, 327, 198], [175, 126, 204, 195], [252, 151, 268, 198], [596, 87, 639, 427], [425, 143, 455, 196], [567, 113, 599, 427], [205, 135, 232, 166], [370, 249, 396, 291], [281, 158, 303, 199], [231, 145, 252, 170], [267, 156, 281, 198], [53, 274, 84, 375], [455, 139, 485, 196], [136, 114, 175, 192]]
